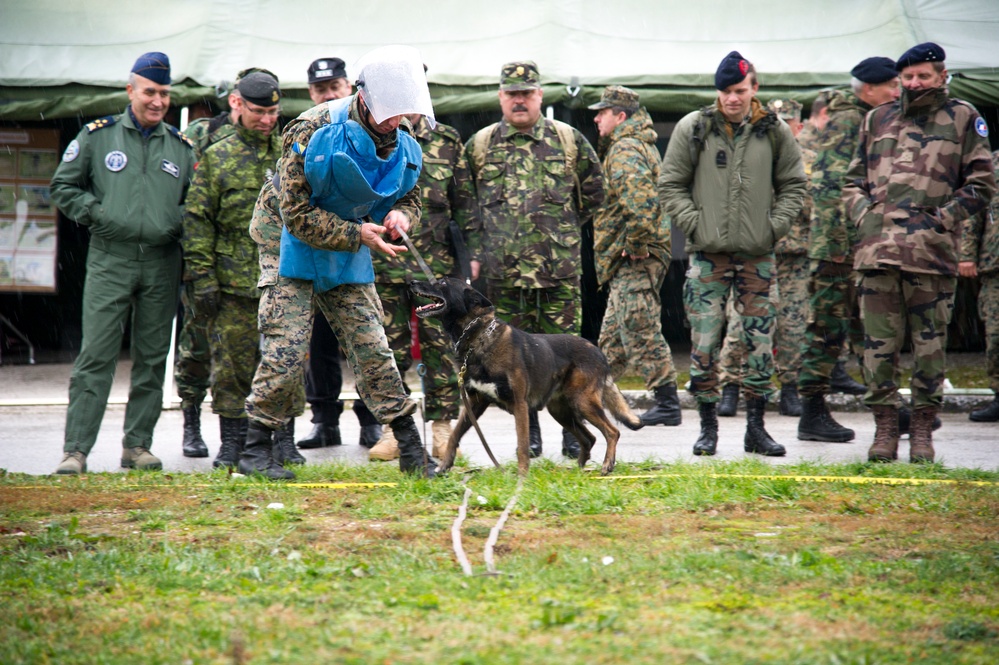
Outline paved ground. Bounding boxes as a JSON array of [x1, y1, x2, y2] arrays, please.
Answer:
[[1, 359, 996, 476]]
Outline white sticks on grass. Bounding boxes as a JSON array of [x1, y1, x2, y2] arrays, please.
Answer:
[[451, 477, 525, 576]]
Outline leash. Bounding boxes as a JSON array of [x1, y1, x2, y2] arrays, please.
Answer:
[[396, 227, 437, 283]]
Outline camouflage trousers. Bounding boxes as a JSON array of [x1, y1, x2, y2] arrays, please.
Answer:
[[208, 294, 260, 418], [798, 260, 864, 397], [245, 277, 415, 431], [718, 253, 808, 387], [978, 273, 999, 394], [858, 268, 955, 408], [376, 281, 460, 421], [486, 279, 581, 334], [686, 251, 775, 402], [174, 281, 212, 409], [598, 260, 677, 389]]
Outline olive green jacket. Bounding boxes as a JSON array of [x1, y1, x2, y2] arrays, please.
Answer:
[[659, 101, 807, 256]]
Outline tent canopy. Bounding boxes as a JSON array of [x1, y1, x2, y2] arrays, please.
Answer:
[[2, 0, 999, 119]]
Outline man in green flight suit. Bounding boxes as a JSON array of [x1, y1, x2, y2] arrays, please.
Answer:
[[50, 52, 195, 474]]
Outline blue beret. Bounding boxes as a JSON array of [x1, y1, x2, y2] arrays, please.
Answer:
[[850, 57, 897, 84], [131, 52, 171, 85], [715, 51, 751, 91], [896, 42, 946, 71]]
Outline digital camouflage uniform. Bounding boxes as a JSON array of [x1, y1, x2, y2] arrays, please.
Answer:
[[719, 121, 814, 390], [371, 117, 476, 421], [463, 115, 604, 335], [245, 96, 421, 429], [175, 112, 237, 408], [798, 89, 869, 397], [660, 99, 807, 401], [963, 151, 999, 395], [592, 105, 676, 389], [843, 86, 997, 408], [182, 123, 280, 418]]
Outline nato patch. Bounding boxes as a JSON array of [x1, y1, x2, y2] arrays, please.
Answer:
[[104, 150, 127, 172], [975, 117, 989, 138], [161, 159, 180, 178], [62, 139, 80, 162]]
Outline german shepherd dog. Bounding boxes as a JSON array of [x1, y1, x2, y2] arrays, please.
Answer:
[[410, 277, 643, 476]]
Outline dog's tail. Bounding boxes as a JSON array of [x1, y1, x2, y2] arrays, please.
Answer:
[[603, 377, 644, 430]]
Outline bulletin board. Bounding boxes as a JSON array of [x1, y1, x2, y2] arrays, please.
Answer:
[[0, 129, 60, 293]]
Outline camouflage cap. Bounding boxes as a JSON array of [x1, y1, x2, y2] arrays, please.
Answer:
[[767, 98, 802, 121], [500, 61, 541, 92], [588, 85, 640, 111]]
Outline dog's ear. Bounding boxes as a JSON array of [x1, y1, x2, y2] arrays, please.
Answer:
[[465, 284, 492, 309]]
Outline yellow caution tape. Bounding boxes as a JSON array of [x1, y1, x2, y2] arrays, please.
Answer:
[[598, 473, 997, 487]]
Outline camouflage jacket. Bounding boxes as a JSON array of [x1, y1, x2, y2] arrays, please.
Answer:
[[278, 95, 421, 253], [463, 115, 604, 288], [659, 100, 807, 256], [843, 86, 997, 275], [249, 176, 282, 287], [807, 89, 869, 262], [775, 142, 815, 257], [372, 117, 477, 284], [962, 151, 999, 275], [183, 112, 236, 160], [182, 123, 281, 297], [592, 107, 670, 286]]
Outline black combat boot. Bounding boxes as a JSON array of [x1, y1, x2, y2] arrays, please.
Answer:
[[561, 429, 581, 458], [297, 422, 342, 449], [181, 405, 209, 458], [970, 394, 999, 422], [273, 420, 306, 466], [238, 421, 295, 480], [641, 383, 682, 426], [830, 361, 867, 395], [718, 384, 740, 417], [358, 424, 382, 448], [693, 402, 718, 456], [778, 383, 803, 417], [797, 394, 855, 442], [213, 416, 245, 469], [391, 415, 438, 477], [898, 406, 941, 436], [744, 396, 786, 456], [528, 409, 543, 458]]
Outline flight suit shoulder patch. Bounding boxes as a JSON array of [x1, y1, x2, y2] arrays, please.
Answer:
[[85, 116, 117, 133]]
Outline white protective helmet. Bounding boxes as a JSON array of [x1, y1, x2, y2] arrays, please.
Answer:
[[354, 45, 436, 128]]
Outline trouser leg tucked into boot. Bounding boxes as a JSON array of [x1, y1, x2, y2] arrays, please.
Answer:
[[528, 409, 542, 458], [868, 405, 899, 462], [718, 384, 740, 417], [744, 396, 786, 456], [213, 416, 245, 469], [392, 415, 438, 478], [238, 421, 295, 480], [797, 394, 855, 442], [181, 405, 209, 458], [830, 361, 867, 395], [641, 383, 682, 426], [778, 383, 802, 417], [908, 407, 937, 463], [970, 394, 999, 422], [693, 402, 718, 456], [273, 420, 306, 466]]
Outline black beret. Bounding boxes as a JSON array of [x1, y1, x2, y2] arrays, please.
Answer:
[[131, 52, 171, 85], [715, 51, 751, 91], [896, 42, 946, 71], [236, 72, 281, 107], [308, 57, 347, 84], [850, 57, 898, 84]]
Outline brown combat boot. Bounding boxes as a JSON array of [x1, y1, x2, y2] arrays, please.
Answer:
[[868, 405, 899, 462], [908, 407, 937, 463]]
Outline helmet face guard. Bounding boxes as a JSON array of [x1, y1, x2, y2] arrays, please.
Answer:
[[355, 45, 435, 128]]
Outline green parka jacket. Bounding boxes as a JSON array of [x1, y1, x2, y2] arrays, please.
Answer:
[[659, 100, 807, 256]]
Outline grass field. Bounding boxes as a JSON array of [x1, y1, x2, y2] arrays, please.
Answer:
[[2, 459, 998, 664]]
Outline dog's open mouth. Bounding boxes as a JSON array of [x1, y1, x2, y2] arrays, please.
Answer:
[[414, 293, 446, 318]]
